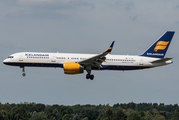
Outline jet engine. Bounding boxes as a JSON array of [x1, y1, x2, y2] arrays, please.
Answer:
[[63, 62, 84, 74]]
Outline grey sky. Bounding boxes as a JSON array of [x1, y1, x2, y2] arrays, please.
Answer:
[[0, 0, 179, 105]]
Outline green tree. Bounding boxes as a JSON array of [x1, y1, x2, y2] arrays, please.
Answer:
[[62, 114, 71, 120], [128, 112, 141, 120], [45, 106, 53, 119], [139, 111, 145, 117], [153, 103, 158, 109], [115, 110, 127, 120], [152, 115, 165, 120], [81, 108, 99, 120], [96, 116, 103, 120], [35, 103, 46, 112], [165, 104, 174, 112], [66, 108, 73, 114], [152, 109, 159, 115], [159, 103, 165, 111], [82, 117, 88, 120], [172, 109, 179, 120], [2, 104, 11, 113], [53, 108, 60, 120], [30, 112, 48, 120], [104, 108, 113, 120], [113, 103, 120, 108], [166, 112, 173, 120], [11, 106, 27, 120], [73, 113, 80, 120], [141, 115, 153, 120], [0, 110, 9, 120], [127, 102, 136, 110]]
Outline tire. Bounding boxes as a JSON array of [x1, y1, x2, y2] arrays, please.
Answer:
[[86, 74, 90, 79], [22, 73, 26, 76], [90, 75, 94, 80]]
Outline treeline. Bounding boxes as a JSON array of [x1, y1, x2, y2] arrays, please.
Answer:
[[1, 102, 179, 120]]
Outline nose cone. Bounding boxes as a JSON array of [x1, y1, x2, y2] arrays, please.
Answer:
[[3, 59, 8, 65]]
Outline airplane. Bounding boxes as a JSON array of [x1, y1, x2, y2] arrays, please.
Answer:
[[3, 31, 175, 80]]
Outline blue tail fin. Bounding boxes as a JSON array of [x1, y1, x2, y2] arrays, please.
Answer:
[[140, 31, 175, 58]]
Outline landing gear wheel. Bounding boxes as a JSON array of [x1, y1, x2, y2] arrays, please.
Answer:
[[86, 74, 90, 79], [86, 74, 94, 80], [20, 66, 26, 77], [90, 74, 94, 80], [22, 73, 26, 76]]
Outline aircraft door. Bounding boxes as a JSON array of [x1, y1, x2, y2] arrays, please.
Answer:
[[19, 55, 23, 61], [139, 59, 143, 65], [51, 56, 56, 62]]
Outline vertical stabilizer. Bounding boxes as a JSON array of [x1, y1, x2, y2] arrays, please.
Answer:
[[140, 31, 175, 58]]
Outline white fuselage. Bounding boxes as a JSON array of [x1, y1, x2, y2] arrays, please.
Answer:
[[3, 31, 174, 79], [3, 52, 172, 71]]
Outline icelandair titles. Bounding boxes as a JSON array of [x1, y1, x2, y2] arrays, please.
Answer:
[[25, 53, 49, 56], [147, 53, 164, 56]]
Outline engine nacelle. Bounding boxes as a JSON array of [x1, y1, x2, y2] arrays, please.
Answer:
[[63, 62, 84, 74]]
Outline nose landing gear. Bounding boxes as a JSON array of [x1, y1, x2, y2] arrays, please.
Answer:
[[21, 66, 26, 76]]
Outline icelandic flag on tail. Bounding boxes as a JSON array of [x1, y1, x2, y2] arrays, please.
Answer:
[[140, 31, 175, 58]]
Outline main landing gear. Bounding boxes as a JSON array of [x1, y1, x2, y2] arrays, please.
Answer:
[[20, 66, 26, 77], [86, 65, 94, 80], [86, 74, 94, 80]]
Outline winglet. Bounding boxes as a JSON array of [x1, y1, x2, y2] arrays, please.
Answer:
[[106, 41, 115, 53]]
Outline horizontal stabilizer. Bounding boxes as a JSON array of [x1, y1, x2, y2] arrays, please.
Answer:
[[150, 58, 173, 63]]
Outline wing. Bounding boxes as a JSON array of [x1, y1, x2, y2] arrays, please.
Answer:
[[78, 41, 115, 68]]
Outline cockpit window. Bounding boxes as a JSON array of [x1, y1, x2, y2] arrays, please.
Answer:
[[8, 56, 14, 58]]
